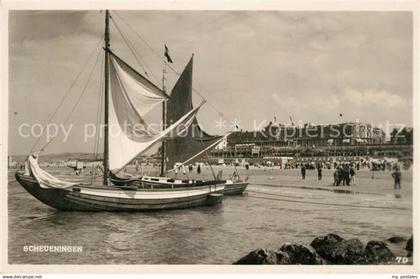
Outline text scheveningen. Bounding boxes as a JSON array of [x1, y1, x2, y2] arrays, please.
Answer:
[[23, 245, 83, 253]]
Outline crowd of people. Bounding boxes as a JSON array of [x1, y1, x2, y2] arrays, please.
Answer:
[[332, 164, 356, 186], [299, 162, 355, 185], [298, 161, 403, 190], [300, 163, 354, 185]]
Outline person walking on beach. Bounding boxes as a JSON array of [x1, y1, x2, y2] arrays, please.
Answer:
[[301, 164, 306, 180], [392, 166, 401, 190], [333, 167, 339, 186], [317, 164, 322, 180], [350, 166, 356, 185], [344, 164, 351, 186], [336, 165, 344, 186]]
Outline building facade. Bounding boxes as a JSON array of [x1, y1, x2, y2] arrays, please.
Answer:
[[227, 121, 386, 148], [210, 121, 411, 160]]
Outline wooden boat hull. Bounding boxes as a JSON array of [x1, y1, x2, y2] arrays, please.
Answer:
[[15, 173, 225, 211], [111, 175, 226, 189], [224, 181, 249, 196]]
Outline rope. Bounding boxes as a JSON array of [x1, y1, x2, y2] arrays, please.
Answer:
[[110, 16, 159, 84], [91, 53, 105, 185], [39, 48, 103, 152], [30, 39, 103, 153], [112, 11, 225, 119], [202, 139, 217, 180]]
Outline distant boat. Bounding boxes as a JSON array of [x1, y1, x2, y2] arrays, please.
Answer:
[[15, 10, 225, 211], [224, 180, 249, 196]]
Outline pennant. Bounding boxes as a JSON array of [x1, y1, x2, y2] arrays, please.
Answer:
[[164, 44, 173, 63]]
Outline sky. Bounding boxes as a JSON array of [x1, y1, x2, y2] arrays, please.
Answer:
[[9, 10, 413, 155]]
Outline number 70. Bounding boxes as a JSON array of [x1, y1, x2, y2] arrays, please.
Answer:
[[396, 256, 409, 263]]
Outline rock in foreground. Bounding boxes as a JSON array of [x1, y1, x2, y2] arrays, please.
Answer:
[[234, 248, 282, 264], [311, 235, 366, 264], [234, 244, 322, 265], [365, 241, 395, 264], [386, 236, 406, 243], [234, 234, 400, 265], [279, 243, 323, 264], [406, 236, 413, 257]]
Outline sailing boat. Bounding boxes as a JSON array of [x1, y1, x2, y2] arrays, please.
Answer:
[[164, 55, 249, 195], [111, 53, 249, 195], [15, 10, 225, 211]]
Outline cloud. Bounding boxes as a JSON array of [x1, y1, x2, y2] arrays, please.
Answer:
[[8, 11, 413, 154], [9, 11, 90, 43], [272, 92, 341, 114], [343, 87, 406, 108], [271, 86, 409, 126]]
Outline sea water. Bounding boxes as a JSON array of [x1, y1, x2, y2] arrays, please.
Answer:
[[8, 167, 412, 264]]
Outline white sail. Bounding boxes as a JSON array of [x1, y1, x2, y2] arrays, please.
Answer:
[[109, 101, 201, 172], [27, 154, 77, 189], [108, 53, 203, 171], [110, 53, 168, 118]]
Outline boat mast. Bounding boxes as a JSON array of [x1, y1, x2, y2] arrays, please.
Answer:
[[160, 60, 167, 177], [103, 10, 110, 185]]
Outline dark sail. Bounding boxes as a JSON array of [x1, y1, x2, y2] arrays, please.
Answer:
[[166, 56, 223, 171]]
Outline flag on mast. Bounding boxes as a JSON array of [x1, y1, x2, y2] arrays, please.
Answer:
[[164, 45, 173, 63]]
